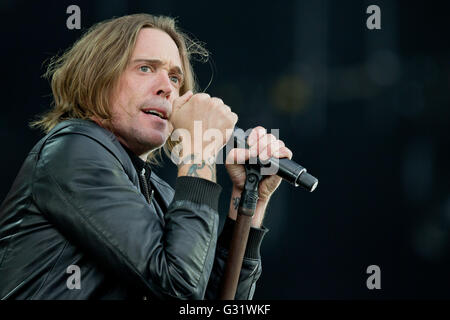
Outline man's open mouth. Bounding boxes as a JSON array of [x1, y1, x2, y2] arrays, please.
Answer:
[[142, 109, 167, 120]]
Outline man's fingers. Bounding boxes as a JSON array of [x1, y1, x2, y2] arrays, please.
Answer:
[[247, 126, 266, 147], [250, 133, 277, 159], [172, 90, 193, 112], [226, 143, 292, 165], [274, 146, 293, 160], [226, 148, 250, 165], [259, 139, 286, 161], [211, 97, 224, 106]]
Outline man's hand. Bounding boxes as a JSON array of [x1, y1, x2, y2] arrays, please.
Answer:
[[225, 126, 293, 227], [170, 91, 238, 182]]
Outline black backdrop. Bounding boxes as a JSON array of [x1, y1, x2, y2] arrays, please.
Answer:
[[1, 0, 449, 299]]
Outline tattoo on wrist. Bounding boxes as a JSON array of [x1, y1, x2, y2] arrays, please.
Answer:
[[186, 161, 206, 177], [208, 157, 216, 182], [181, 154, 216, 182], [179, 153, 200, 165]]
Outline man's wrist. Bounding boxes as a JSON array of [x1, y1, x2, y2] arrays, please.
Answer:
[[231, 185, 271, 206], [177, 153, 217, 182], [228, 186, 269, 228]]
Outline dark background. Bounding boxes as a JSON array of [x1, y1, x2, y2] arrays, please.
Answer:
[[1, 0, 449, 299]]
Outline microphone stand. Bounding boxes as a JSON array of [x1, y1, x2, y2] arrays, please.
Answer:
[[219, 163, 262, 300], [218, 129, 318, 299]]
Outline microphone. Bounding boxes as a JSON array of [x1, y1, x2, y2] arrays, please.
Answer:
[[231, 127, 318, 192]]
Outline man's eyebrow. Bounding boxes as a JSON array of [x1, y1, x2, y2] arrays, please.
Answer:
[[132, 58, 184, 77]]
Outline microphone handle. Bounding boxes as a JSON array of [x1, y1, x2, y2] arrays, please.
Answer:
[[261, 157, 318, 192], [232, 128, 318, 192]]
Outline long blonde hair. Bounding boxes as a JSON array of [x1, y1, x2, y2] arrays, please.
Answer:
[[31, 13, 208, 162]]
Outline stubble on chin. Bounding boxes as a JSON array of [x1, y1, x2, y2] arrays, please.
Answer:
[[131, 125, 170, 154]]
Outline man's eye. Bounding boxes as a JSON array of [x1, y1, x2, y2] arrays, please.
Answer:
[[169, 75, 180, 84], [140, 66, 152, 73]]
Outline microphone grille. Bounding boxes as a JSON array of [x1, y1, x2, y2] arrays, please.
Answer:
[[297, 172, 319, 192]]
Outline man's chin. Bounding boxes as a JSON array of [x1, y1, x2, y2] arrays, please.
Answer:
[[145, 131, 169, 149]]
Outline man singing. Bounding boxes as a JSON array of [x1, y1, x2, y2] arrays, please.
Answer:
[[0, 13, 292, 300]]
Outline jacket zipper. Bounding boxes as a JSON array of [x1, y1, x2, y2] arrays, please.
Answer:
[[140, 168, 153, 204]]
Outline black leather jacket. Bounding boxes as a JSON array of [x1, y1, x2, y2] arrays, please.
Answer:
[[0, 119, 267, 300]]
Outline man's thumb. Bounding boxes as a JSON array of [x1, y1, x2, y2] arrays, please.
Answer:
[[173, 90, 193, 110]]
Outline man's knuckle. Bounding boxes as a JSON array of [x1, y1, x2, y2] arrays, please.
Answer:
[[194, 93, 210, 101], [213, 97, 224, 105]]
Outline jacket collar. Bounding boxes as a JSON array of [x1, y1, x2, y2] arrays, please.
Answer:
[[120, 144, 152, 178]]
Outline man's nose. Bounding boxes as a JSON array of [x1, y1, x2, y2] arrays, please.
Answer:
[[154, 70, 172, 100]]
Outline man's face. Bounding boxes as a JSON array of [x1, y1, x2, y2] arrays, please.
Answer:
[[108, 28, 183, 156]]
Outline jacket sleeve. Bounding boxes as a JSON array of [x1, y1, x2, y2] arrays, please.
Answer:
[[32, 133, 221, 300], [205, 217, 268, 300]]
